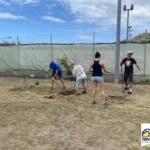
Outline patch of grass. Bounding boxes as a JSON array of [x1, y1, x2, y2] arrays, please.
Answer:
[[141, 79, 150, 83], [9, 85, 35, 92], [0, 77, 150, 149]]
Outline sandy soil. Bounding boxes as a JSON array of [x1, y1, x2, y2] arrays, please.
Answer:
[[0, 77, 150, 150]]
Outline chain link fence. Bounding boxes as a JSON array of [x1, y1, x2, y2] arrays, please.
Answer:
[[0, 33, 150, 83]]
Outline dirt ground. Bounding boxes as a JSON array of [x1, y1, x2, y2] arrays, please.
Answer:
[[0, 77, 150, 150]]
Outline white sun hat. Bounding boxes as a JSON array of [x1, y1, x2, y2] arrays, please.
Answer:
[[127, 51, 133, 54]]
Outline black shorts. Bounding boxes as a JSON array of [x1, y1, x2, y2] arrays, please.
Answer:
[[124, 71, 133, 82], [52, 71, 62, 78]]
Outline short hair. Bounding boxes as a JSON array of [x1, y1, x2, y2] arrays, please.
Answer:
[[95, 52, 101, 58], [71, 63, 75, 66]]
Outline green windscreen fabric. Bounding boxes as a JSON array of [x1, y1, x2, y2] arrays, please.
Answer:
[[0, 44, 149, 81]]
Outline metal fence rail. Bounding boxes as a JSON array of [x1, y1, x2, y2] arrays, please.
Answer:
[[0, 34, 150, 83]]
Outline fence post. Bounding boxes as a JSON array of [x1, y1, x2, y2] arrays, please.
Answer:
[[17, 36, 20, 73], [51, 34, 53, 61], [144, 29, 147, 79]]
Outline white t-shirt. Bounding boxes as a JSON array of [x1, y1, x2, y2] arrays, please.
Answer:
[[72, 65, 86, 79]]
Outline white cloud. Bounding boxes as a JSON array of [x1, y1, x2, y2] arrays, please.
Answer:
[[41, 16, 65, 23], [0, 0, 10, 6], [58, 0, 150, 34], [58, 0, 117, 24], [45, 4, 56, 15], [75, 34, 92, 41], [10, 0, 40, 5], [0, 12, 26, 19], [46, 4, 56, 9]]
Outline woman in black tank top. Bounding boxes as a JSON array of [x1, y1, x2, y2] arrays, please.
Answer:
[[88, 52, 111, 105], [92, 60, 103, 77]]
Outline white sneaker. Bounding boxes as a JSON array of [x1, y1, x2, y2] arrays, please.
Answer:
[[128, 89, 132, 94]]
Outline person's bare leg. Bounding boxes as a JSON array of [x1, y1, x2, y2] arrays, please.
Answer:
[[74, 86, 79, 94], [129, 82, 132, 89], [60, 78, 65, 89], [76, 86, 86, 95], [82, 79, 86, 93], [129, 81, 133, 93], [99, 82, 105, 102], [83, 86, 86, 93], [124, 81, 129, 90], [51, 80, 54, 90], [124, 81, 128, 87], [75, 79, 82, 95], [92, 82, 97, 104]]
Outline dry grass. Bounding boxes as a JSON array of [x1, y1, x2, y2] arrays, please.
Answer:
[[0, 77, 150, 150]]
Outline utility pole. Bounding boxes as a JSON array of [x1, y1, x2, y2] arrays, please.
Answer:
[[114, 0, 121, 83], [128, 26, 133, 42], [123, 4, 134, 42], [144, 29, 147, 77]]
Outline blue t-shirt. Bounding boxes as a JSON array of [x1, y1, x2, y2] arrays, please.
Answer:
[[50, 62, 62, 72]]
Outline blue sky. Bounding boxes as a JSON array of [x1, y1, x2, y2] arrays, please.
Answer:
[[0, 0, 149, 43]]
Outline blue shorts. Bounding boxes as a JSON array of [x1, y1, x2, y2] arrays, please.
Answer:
[[76, 78, 86, 87], [92, 76, 104, 83], [52, 71, 62, 78]]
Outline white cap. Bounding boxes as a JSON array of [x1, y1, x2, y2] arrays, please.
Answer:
[[127, 51, 133, 54]]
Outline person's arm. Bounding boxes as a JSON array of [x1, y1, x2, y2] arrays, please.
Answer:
[[120, 61, 123, 66], [74, 76, 77, 82], [81, 65, 85, 72], [120, 58, 125, 66], [101, 62, 111, 73], [72, 68, 77, 81], [88, 61, 94, 72], [133, 59, 142, 72], [136, 64, 142, 72], [52, 70, 58, 79], [47, 67, 51, 72]]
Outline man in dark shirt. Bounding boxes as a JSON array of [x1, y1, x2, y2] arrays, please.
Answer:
[[120, 51, 142, 94]]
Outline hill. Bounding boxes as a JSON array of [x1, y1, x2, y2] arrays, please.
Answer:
[[132, 32, 150, 43]]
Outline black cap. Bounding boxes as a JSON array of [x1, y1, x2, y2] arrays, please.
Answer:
[[95, 52, 101, 58]]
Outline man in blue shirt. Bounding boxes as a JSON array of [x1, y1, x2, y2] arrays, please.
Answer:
[[48, 61, 65, 90]]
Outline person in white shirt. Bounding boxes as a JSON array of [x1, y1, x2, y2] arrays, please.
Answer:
[[71, 63, 86, 95]]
